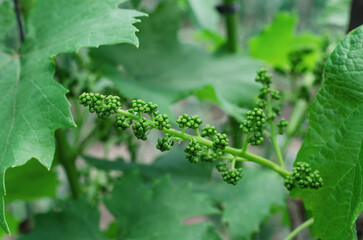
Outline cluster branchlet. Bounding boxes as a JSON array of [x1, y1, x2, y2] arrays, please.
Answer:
[[240, 68, 289, 148]]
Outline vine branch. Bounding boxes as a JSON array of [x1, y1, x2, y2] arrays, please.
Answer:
[[284, 218, 314, 240], [13, 0, 25, 43]]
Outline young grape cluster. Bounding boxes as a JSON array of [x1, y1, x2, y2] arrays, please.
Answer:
[[156, 134, 174, 152], [184, 139, 202, 163], [284, 162, 323, 190], [176, 114, 203, 130], [212, 133, 229, 150], [132, 117, 149, 140], [221, 168, 244, 185], [79, 92, 121, 119], [131, 99, 158, 116], [201, 124, 217, 138], [277, 118, 288, 134], [154, 113, 171, 130]]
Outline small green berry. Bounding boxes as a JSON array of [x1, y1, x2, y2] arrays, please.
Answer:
[[255, 69, 272, 86]]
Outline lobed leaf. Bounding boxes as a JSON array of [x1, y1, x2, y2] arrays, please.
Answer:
[[17, 199, 103, 240], [249, 13, 322, 71], [292, 26, 363, 239], [0, 0, 145, 233], [83, 148, 214, 185]]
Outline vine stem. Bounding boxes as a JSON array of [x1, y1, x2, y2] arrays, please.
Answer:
[[55, 130, 80, 198], [266, 93, 285, 168], [284, 218, 314, 240], [223, 0, 239, 53], [282, 99, 308, 153], [13, 0, 25, 43], [117, 109, 290, 178]]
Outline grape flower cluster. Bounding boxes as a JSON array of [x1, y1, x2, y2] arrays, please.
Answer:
[[79, 70, 323, 189]]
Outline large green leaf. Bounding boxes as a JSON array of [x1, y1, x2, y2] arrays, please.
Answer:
[[292, 26, 363, 239], [105, 171, 221, 240], [249, 13, 322, 71], [0, 0, 144, 233], [83, 148, 213, 184], [91, 1, 262, 120], [17, 199, 104, 240], [196, 167, 286, 240]]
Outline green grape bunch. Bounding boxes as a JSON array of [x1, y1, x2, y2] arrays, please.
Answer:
[[79, 69, 322, 189]]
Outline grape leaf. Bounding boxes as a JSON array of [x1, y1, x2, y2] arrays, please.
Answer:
[[86, 150, 285, 239], [249, 13, 322, 71], [91, 1, 262, 121], [17, 199, 104, 240], [104, 171, 221, 240], [0, 0, 145, 233], [5, 159, 58, 202], [196, 167, 286, 240], [83, 148, 213, 184], [292, 26, 363, 239], [0, 0, 14, 48], [186, 0, 220, 33]]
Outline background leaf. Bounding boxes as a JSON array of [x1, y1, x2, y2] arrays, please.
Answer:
[[196, 167, 286, 240], [86, 149, 286, 239], [105, 171, 221, 240], [0, 0, 144, 232], [91, 1, 262, 121], [83, 148, 213, 185], [5, 159, 58, 202], [292, 26, 363, 239], [249, 13, 322, 71], [186, 0, 220, 33], [17, 199, 104, 240]]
